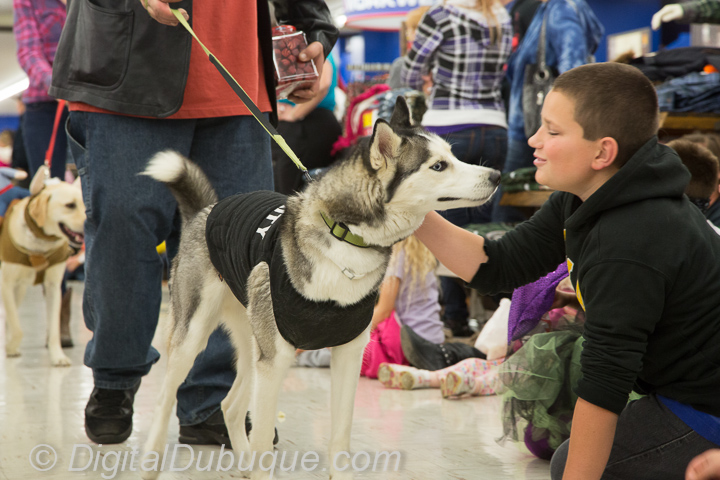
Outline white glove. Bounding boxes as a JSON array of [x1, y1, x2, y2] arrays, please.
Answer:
[[651, 4, 685, 30]]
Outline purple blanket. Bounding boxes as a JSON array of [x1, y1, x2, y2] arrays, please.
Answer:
[[508, 263, 569, 343]]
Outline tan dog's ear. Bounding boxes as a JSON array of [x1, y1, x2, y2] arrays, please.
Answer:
[[72, 175, 81, 189], [28, 192, 50, 228], [29, 165, 50, 196]]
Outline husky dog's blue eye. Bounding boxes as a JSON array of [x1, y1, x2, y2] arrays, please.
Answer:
[[430, 161, 447, 172]]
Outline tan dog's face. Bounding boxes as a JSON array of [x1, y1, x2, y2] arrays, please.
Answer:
[[28, 181, 86, 248]]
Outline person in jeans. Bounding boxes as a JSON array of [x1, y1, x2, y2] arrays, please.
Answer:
[[50, 0, 337, 445], [493, 0, 602, 223], [13, 0, 68, 180], [401, 0, 512, 337]]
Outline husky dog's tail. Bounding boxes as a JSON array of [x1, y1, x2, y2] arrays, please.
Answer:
[[142, 150, 218, 224]]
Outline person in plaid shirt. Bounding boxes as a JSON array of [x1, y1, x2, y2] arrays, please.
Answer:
[[401, 0, 512, 338], [13, 0, 68, 181]]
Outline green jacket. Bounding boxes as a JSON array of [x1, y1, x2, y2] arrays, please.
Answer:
[[471, 137, 720, 416], [680, 0, 720, 24]]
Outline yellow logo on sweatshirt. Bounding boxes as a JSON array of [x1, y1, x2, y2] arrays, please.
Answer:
[[575, 280, 585, 310]]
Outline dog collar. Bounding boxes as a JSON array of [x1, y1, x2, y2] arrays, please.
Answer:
[[24, 196, 62, 242], [320, 212, 368, 248]]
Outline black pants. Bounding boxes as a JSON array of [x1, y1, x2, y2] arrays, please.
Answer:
[[272, 107, 341, 195], [550, 395, 718, 480]]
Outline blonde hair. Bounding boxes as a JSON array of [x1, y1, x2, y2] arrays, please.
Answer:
[[406, 6, 430, 34], [387, 235, 438, 301], [0, 130, 13, 147], [446, 0, 503, 44]]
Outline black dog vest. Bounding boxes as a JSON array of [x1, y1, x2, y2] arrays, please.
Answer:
[[205, 191, 376, 350]]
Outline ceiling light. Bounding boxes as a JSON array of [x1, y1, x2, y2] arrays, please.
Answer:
[[0, 77, 29, 102]]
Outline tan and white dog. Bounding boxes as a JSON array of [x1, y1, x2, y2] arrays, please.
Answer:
[[0, 168, 85, 366]]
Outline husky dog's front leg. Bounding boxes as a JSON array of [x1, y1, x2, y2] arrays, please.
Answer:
[[246, 262, 295, 480], [249, 342, 295, 480], [328, 327, 370, 480]]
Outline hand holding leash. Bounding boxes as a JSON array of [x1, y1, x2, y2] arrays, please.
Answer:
[[141, 0, 188, 26]]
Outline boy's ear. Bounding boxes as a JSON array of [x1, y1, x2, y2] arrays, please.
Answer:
[[592, 137, 620, 170], [369, 120, 402, 171]]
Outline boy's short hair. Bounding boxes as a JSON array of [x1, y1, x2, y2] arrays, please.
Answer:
[[679, 132, 720, 160], [667, 139, 720, 201], [551, 63, 659, 168]]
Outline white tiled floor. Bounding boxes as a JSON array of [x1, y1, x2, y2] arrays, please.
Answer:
[[0, 281, 550, 479]]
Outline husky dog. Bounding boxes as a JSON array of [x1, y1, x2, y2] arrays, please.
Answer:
[[141, 98, 500, 480]]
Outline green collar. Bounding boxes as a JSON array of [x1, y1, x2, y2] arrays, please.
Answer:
[[320, 212, 369, 248]]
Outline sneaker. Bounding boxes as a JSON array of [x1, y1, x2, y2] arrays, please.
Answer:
[[85, 383, 140, 444], [377, 363, 430, 390], [440, 371, 474, 398], [179, 410, 279, 447]]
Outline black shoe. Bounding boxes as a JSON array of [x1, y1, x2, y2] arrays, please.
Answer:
[[443, 316, 474, 338], [401, 325, 452, 371], [85, 383, 140, 444], [401, 325, 485, 371], [179, 410, 279, 447]]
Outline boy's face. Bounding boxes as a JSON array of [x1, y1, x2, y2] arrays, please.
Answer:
[[528, 90, 610, 201]]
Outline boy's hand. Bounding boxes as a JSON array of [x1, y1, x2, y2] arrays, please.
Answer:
[[287, 42, 326, 104], [686, 449, 720, 480], [140, 0, 188, 26]]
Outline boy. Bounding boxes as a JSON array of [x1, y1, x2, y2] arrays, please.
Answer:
[[668, 138, 720, 236], [415, 62, 720, 479]]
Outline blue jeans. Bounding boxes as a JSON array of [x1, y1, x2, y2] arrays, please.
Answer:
[[436, 125, 507, 325], [66, 112, 273, 425], [0, 186, 30, 216], [438, 125, 507, 226], [22, 101, 69, 179], [550, 395, 718, 480], [492, 136, 535, 223]]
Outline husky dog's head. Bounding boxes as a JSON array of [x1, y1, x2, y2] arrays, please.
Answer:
[[306, 97, 500, 247], [367, 97, 500, 215]]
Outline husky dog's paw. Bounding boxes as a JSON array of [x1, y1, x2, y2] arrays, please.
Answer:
[[50, 353, 72, 367]]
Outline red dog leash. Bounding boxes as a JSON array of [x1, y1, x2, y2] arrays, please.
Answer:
[[44, 99, 67, 170]]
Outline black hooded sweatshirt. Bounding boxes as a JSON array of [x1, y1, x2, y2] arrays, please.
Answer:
[[471, 137, 720, 416]]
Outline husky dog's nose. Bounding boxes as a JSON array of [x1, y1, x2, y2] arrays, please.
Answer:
[[489, 170, 501, 186]]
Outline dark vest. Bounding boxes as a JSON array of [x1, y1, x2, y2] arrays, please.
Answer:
[[205, 191, 376, 350]]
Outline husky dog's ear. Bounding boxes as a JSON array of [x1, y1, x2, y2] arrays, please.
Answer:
[[28, 191, 50, 227], [370, 120, 402, 171], [29, 165, 50, 196], [389, 96, 413, 129]]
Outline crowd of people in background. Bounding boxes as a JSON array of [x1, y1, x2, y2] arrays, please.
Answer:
[[2, 0, 720, 479]]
